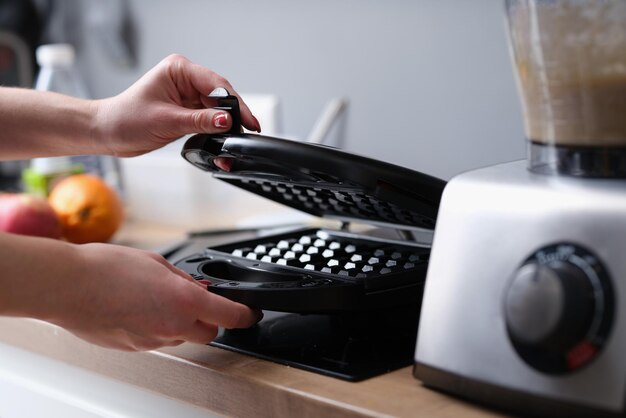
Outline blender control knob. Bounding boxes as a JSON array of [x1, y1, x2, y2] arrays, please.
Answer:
[[506, 262, 592, 350], [504, 244, 613, 374]]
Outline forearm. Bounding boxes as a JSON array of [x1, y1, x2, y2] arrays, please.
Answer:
[[0, 230, 260, 350], [0, 232, 82, 322], [0, 87, 101, 160]]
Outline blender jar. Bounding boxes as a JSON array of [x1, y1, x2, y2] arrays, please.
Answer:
[[505, 0, 626, 177]]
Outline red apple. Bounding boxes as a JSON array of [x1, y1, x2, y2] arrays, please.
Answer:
[[0, 193, 62, 239]]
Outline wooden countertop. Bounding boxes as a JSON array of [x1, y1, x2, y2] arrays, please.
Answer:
[[0, 318, 501, 418], [0, 222, 503, 417]]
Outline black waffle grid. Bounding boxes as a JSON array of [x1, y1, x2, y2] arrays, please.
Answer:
[[225, 178, 435, 229], [212, 230, 428, 279]]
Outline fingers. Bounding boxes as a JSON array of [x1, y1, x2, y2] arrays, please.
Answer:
[[132, 322, 216, 349], [174, 107, 235, 134], [147, 250, 209, 290], [146, 251, 259, 331], [183, 320, 219, 344], [146, 251, 194, 281], [164, 54, 260, 132], [143, 250, 259, 340], [100, 321, 217, 350], [70, 328, 167, 352], [188, 63, 258, 131], [163, 340, 186, 348], [197, 291, 262, 329]]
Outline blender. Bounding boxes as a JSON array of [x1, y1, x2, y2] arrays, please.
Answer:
[[413, 1, 626, 416]]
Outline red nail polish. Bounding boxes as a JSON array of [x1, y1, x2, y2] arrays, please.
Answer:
[[196, 279, 212, 286], [253, 116, 261, 133], [213, 113, 228, 129]]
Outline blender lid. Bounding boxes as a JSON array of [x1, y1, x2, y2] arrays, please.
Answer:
[[181, 133, 446, 231]]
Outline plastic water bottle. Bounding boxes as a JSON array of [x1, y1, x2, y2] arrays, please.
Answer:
[[34, 44, 88, 100], [23, 44, 123, 196]]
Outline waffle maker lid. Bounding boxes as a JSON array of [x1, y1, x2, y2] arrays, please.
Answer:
[[181, 87, 445, 231], [182, 131, 445, 231]]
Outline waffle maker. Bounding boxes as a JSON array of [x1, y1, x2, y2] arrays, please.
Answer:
[[174, 88, 446, 314]]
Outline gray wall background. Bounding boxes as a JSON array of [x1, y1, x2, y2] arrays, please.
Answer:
[[75, 0, 526, 181]]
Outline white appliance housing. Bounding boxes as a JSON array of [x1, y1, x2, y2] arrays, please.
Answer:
[[414, 160, 626, 417]]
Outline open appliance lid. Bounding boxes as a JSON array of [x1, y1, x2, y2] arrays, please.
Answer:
[[182, 133, 446, 232]]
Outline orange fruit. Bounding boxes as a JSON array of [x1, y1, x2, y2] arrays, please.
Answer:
[[49, 174, 124, 243]]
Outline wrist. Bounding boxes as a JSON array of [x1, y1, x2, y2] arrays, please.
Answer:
[[88, 98, 111, 156], [0, 234, 84, 322], [35, 242, 87, 325]]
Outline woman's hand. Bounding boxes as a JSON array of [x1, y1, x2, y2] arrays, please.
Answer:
[[51, 242, 261, 350], [0, 232, 260, 351], [93, 54, 261, 157], [0, 54, 252, 160]]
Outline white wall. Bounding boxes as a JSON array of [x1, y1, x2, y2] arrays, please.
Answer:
[[75, 0, 525, 181]]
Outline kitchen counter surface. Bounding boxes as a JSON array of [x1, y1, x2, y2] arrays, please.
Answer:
[[0, 318, 502, 418], [0, 221, 503, 417]]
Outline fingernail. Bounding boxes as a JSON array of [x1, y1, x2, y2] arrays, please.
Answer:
[[253, 116, 261, 133], [213, 112, 229, 129], [196, 279, 212, 286], [213, 156, 233, 172]]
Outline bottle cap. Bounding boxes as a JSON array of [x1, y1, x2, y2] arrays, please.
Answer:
[[36, 44, 76, 67]]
